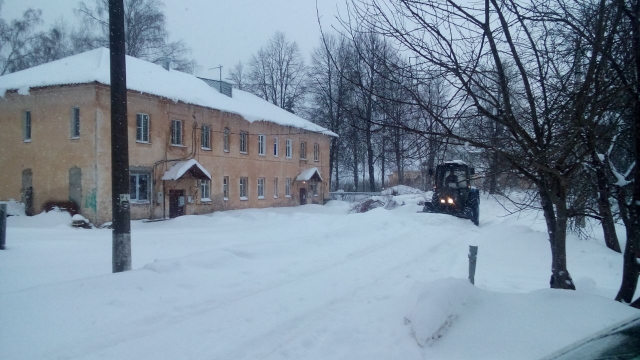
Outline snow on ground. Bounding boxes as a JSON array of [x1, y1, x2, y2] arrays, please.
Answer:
[[0, 195, 638, 360]]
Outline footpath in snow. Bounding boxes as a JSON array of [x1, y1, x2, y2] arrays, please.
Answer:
[[0, 194, 638, 360]]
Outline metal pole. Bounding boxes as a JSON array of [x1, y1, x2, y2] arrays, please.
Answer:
[[0, 204, 6, 250], [109, 0, 131, 272], [468, 245, 478, 285]]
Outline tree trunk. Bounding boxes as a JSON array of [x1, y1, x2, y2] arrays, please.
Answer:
[[539, 180, 576, 290], [593, 152, 621, 252], [615, 193, 640, 305]]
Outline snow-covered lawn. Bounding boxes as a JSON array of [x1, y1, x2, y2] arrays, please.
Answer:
[[1, 196, 638, 360]]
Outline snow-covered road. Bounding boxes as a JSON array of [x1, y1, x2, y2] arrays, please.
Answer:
[[1, 197, 637, 359]]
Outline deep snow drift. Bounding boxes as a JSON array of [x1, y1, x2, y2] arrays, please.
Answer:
[[0, 196, 638, 360]]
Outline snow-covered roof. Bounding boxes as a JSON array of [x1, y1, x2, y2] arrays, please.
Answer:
[[296, 167, 323, 182], [162, 159, 211, 181], [0, 48, 337, 137]]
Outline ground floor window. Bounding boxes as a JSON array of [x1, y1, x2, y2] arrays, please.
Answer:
[[223, 176, 229, 200], [200, 180, 211, 201], [130, 173, 149, 202], [240, 177, 248, 199], [273, 177, 278, 198], [258, 177, 265, 199], [285, 178, 292, 197]]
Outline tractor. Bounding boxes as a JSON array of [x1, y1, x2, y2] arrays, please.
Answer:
[[423, 161, 480, 226]]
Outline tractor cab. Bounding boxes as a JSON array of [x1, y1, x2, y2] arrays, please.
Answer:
[[424, 161, 479, 226]]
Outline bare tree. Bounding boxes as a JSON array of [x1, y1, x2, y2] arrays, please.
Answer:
[[247, 32, 307, 113], [0, 8, 42, 75], [228, 61, 246, 90], [74, 0, 196, 72]]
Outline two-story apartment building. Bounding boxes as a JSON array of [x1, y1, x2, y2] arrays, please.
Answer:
[[0, 48, 336, 225]]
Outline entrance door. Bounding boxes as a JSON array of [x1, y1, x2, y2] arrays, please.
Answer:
[[169, 190, 185, 218], [299, 188, 307, 205]]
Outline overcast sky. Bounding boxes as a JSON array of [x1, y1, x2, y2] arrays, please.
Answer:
[[2, 0, 346, 79]]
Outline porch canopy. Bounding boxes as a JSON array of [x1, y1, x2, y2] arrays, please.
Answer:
[[296, 167, 322, 182], [162, 159, 211, 181]]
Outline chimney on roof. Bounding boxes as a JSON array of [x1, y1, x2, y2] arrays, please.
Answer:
[[162, 58, 171, 71]]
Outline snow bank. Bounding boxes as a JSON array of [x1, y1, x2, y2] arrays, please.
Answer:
[[406, 278, 639, 359], [0, 199, 25, 216]]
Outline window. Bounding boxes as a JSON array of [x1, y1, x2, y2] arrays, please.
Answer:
[[201, 124, 211, 149], [239, 177, 248, 199], [314, 143, 320, 162], [273, 177, 278, 198], [239, 131, 248, 153], [171, 119, 183, 145], [136, 113, 150, 142], [223, 176, 229, 200], [285, 139, 292, 158], [200, 180, 211, 200], [300, 141, 307, 159], [23, 111, 31, 142], [273, 137, 279, 157], [258, 134, 266, 155], [129, 173, 149, 202], [285, 178, 292, 197], [71, 107, 80, 138], [258, 177, 265, 199], [223, 127, 230, 152]]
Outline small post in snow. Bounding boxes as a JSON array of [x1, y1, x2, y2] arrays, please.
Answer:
[[0, 203, 6, 250], [468, 245, 478, 285]]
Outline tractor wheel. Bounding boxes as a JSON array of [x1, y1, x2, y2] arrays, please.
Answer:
[[468, 189, 480, 226]]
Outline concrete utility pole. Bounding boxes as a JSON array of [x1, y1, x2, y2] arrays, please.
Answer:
[[109, 0, 132, 272]]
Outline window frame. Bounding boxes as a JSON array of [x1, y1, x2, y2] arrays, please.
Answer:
[[239, 177, 248, 199], [239, 131, 248, 154], [258, 134, 266, 156], [201, 124, 211, 150], [71, 107, 80, 139], [285, 178, 292, 197], [273, 177, 278, 198], [129, 173, 150, 203], [300, 141, 307, 160], [223, 127, 230, 152], [23, 110, 32, 142], [171, 119, 183, 146], [285, 139, 292, 158], [257, 177, 265, 199], [314, 143, 320, 162], [136, 113, 150, 143], [199, 179, 211, 201], [273, 137, 279, 157], [223, 176, 229, 200]]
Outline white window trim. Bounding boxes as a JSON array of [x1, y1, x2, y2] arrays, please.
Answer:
[[273, 177, 278, 198], [201, 124, 211, 150], [171, 119, 183, 146], [273, 137, 279, 157], [258, 134, 266, 156], [239, 131, 248, 154], [130, 173, 150, 204], [223, 176, 229, 201], [286, 139, 292, 159], [300, 141, 307, 160], [239, 177, 249, 198], [200, 180, 211, 201], [285, 178, 292, 197], [258, 177, 265, 199], [314, 143, 320, 162], [136, 113, 150, 143], [223, 128, 230, 152]]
